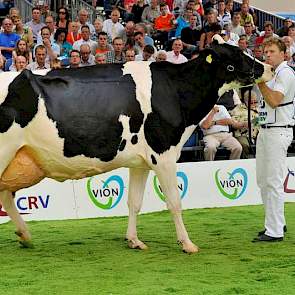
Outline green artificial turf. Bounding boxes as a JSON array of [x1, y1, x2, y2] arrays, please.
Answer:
[[1, 204, 295, 295]]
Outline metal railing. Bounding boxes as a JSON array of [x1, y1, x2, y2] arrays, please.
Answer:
[[233, 1, 285, 31], [14, 0, 33, 23], [69, 0, 96, 23]]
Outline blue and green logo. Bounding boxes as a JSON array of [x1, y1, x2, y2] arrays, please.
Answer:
[[215, 168, 248, 200], [87, 175, 124, 209], [153, 171, 188, 202]]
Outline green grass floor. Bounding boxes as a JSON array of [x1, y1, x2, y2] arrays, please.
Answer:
[[1, 204, 295, 295]]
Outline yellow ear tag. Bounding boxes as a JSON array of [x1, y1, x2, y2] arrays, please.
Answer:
[[206, 54, 213, 64]]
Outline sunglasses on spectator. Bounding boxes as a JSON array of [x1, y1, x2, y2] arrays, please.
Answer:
[[59, 11, 66, 14]]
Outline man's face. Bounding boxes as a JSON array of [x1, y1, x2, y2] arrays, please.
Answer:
[[70, 52, 81, 66], [81, 28, 90, 41], [254, 47, 263, 58], [71, 22, 80, 33], [207, 12, 216, 24], [94, 20, 102, 32], [238, 39, 247, 50], [264, 25, 273, 37], [45, 17, 55, 32], [15, 56, 27, 71], [98, 34, 107, 47], [160, 5, 168, 16], [125, 22, 134, 35], [41, 28, 51, 40], [36, 48, 46, 64], [241, 4, 248, 14], [113, 39, 124, 53], [151, 0, 158, 8], [95, 55, 106, 64], [134, 34, 144, 46], [80, 47, 91, 61], [288, 27, 295, 38], [32, 9, 41, 21], [189, 15, 197, 27], [226, 2, 233, 11], [125, 50, 135, 61], [79, 12, 88, 24], [264, 44, 285, 68], [2, 19, 13, 33], [172, 40, 183, 53], [244, 23, 252, 34], [282, 37, 292, 47], [233, 14, 241, 25], [218, 2, 225, 12], [143, 51, 153, 61], [111, 10, 120, 23]]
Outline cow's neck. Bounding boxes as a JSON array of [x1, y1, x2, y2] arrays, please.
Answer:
[[177, 58, 227, 127]]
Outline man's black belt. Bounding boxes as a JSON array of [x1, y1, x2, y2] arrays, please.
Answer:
[[260, 125, 293, 129]]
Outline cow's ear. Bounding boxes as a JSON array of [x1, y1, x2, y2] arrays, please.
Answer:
[[211, 34, 225, 45]]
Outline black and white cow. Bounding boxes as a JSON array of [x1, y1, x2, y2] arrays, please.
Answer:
[[0, 36, 273, 253]]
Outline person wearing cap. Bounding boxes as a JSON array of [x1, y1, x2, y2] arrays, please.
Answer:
[[253, 38, 295, 243]]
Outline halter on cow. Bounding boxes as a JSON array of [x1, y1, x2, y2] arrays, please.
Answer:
[[0, 36, 273, 253]]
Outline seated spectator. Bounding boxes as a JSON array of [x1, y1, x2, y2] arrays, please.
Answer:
[[155, 50, 167, 61], [243, 21, 257, 50], [77, 9, 95, 36], [174, 9, 192, 39], [231, 12, 245, 36], [199, 104, 242, 161], [181, 14, 201, 56], [277, 18, 293, 37], [36, 15, 56, 44], [202, 8, 219, 33], [199, 23, 222, 51], [230, 90, 259, 158], [12, 39, 33, 65], [288, 52, 295, 69], [235, 0, 257, 24], [225, 0, 234, 18], [186, 0, 203, 21], [217, 0, 231, 27], [282, 35, 295, 57], [25, 7, 45, 43], [253, 44, 264, 61], [68, 49, 81, 68], [203, 0, 218, 14], [103, 8, 125, 41], [122, 21, 135, 45], [125, 48, 136, 61], [66, 22, 81, 45], [153, 3, 175, 45], [134, 31, 149, 57], [27, 45, 50, 70], [56, 7, 71, 33], [222, 23, 239, 45], [34, 26, 60, 62], [73, 25, 97, 55], [95, 31, 113, 55], [134, 23, 154, 46], [238, 35, 252, 55], [0, 18, 20, 60], [80, 43, 95, 67], [112, 37, 126, 63], [136, 44, 155, 61], [13, 16, 34, 49], [255, 21, 278, 46], [95, 53, 107, 64], [10, 55, 28, 72], [141, 0, 160, 33], [166, 38, 187, 64], [288, 24, 295, 43], [54, 28, 72, 61], [239, 3, 254, 26], [9, 7, 20, 19], [92, 19, 103, 41], [131, 0, 149, 24]]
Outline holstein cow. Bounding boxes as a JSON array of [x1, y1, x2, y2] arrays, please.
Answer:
[[0, 36, 273, 253]]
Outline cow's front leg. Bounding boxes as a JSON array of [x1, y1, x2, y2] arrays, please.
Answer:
[[126, 168, 149, 250], [155, 163, 199, 254], [0, 190, 33, 248]]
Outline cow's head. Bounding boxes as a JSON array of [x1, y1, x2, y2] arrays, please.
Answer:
[[206, 35, 273, 96]]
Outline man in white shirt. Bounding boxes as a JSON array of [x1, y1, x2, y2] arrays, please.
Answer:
[[102, 8, 124, 41], [73, 25, 97, 55], [199, 104, 242, 161], [27, 45, 51, 70], [166, 39, 187, 64], [78, 9, 95, 36]]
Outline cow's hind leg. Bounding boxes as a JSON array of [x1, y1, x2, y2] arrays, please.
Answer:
[[126, 168, 149, 250], [154, 162, 199, 254], [0, 147, 45, 248]]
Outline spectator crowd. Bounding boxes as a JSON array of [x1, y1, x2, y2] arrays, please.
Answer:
[[0, 0, 294, 161]]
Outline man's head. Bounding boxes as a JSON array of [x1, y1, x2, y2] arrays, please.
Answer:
[[218, 0, 225, 13], [244, 21, 252, 34], [80, 44, 91, 62], [125, 49, 136, 62], [113, 37, 124, 53], [2, 18, 13, 34], [241, 3, 249, 14], [71, 21, 80, 33], [160, 4, 168, 16], [150, 0, 158, 8], [35, 45, 47, 65], [232, 12, 241, 26], [134, 32, 145, 47], [284, 18, 293, 28], [94, 19, 103, 33], [263, 21, 274, 38], [263, 37, 286, 68], [95, 53, 106, 64], [288, 24, 295, 39], [111, 8, 120, 23], [97, 31, 108, 47], [45, 16, 55, 33], [143, 45, 155, 61], [206, 9, 218, 24], [32, 7, 41, 22], [69, 50, 81, 67], [253, 44, 264, 60], [282, 36, 293, 48], [172, 39, 183, 54], [189, 14, 198, 27], [225, 0, 233, 12], [125, 21, 135, 36], [81, 25, 90, 41], [238, 35, 248, 51], [15, 55, 27, 71], [41, 26, 51, 41], [156, 50, 167, 62], [78, 9, 89, 25]]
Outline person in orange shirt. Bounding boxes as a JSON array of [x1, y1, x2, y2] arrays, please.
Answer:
[[66, 21, 81, 45]]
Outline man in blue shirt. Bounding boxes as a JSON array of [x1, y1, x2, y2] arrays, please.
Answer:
[[0, 18, 20, 60]]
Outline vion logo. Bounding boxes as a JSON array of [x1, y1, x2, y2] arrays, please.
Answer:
[[153, 171, 188, 202], [87, 175, 124, 210], [215, 168, 248, 200]]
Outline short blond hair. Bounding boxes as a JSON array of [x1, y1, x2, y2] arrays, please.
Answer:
[[263, 37, 286, 53]]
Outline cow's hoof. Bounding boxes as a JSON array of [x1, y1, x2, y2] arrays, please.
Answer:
[[178, 240, 199, 254], [127, 239, 148, 250]]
